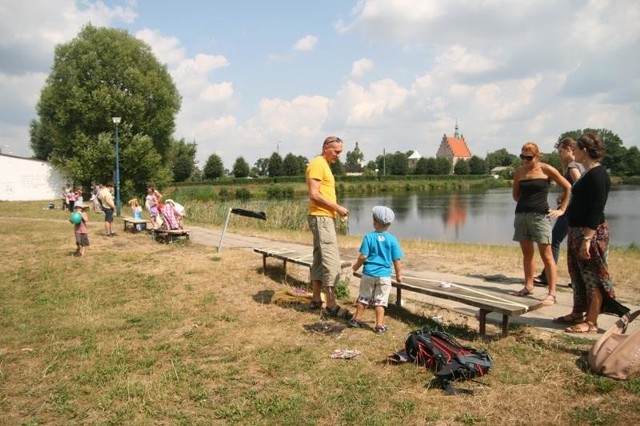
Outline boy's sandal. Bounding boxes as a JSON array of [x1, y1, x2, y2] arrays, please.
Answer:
[[374, 325, 388, 334], [511, 287, 535, 297], [324, 305, 353, 320], [309, 300, 323, 310], [565, 322, 598, 334], [540, 294, 556, 306], [552, 312, 584, 324]]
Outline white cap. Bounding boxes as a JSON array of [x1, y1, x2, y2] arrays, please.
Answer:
[[372, 205, 394, 225]]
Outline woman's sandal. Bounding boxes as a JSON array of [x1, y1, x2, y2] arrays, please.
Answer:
[[565, 322, 598, 334], [511, 286, 535, 297], [323, 305, 354, 320], [540, 294, 557, 306], [552, 312, 585, 324]]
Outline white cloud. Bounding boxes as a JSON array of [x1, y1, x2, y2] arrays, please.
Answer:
[[349, 58, 374, 80], [292, 35, 318, 51], [135, 29, 186, 65], [1, 0, 638, 170]]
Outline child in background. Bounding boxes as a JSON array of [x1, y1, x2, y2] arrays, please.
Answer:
[[73, 201, 89, 257], [128, 198, 144, 230], [128, 198, 143, 219], [350, 206, 403, 334]]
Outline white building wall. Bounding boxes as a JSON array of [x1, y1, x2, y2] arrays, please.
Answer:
[[0, 154, 67, 201]]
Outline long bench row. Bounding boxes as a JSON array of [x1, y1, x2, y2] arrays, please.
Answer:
[[253, 246, 542, 338]]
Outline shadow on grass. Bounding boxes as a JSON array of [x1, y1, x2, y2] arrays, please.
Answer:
[[384, 303, 479, 341], [254, 265, 310, 290]]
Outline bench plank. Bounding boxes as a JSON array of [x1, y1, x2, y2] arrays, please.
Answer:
[[123, 217, 149, 233], [254, 247, 351, 283], [152, 228, 191, 243], [353, 270, 542, 338]]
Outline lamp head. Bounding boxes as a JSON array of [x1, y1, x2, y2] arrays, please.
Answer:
[[112, 117, 121, 124]]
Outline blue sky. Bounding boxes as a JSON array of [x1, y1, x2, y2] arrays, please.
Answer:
[[1, 0, 639, 169]]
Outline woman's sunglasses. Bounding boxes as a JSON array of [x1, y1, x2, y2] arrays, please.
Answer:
[[520, 154, 535, 161]]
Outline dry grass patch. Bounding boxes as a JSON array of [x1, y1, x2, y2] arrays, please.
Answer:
[[1, 203, 639, 424]]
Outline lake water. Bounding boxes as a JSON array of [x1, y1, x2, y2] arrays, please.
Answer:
[[343, 186, 640, 248]]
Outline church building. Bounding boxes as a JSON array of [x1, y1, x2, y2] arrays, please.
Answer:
[[435, 122, 472, 172]]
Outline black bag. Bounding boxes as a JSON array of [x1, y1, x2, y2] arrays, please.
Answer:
[[405, 327, 493, 394]]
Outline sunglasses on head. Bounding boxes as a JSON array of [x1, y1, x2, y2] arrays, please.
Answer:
[[520, 154, 535, 161]]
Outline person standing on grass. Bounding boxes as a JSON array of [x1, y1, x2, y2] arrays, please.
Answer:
[[306, 135, 352, 320], [561, 132, 626, 333], [511, 142, 571, 306], [72, 202, 89, 257], [350, 206, 403, 334], [534, 137, 585, 286], [99, 182, 117, 237], [145, 186, 163, 229]]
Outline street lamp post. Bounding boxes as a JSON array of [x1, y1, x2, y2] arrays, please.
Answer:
[[112, 116, 121, 216]]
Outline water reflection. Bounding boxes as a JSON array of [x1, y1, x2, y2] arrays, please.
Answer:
[[343, 186, 639, 247], [442, 195, 467, 237]]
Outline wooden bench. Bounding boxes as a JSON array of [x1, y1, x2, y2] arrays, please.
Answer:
[[253, 247, 352, 283], [152, 228, 191, 243], [123, 217, 149, 233], [353, 271, 542, 338]]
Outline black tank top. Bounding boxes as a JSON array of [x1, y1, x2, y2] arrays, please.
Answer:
[[515, 178, 550, 214]]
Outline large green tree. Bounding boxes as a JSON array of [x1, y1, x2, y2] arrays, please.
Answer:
[[169, 139, 197, 182], [252, 158, 269, 177], [232, 156, 250, 178], [282, 153, 306, 176], [203, 154, 224, 180], [30, 24, 181, 195], [558, 128, 627, 175], [267, 152, 283, 177]]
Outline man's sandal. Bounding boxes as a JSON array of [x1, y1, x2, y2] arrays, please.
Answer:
[[565, 322, 598, 334], [511, 286, 535, 297], [309, 300, 323, 310], [540, 294, 557, 306], [323, 305, 353, 320], [553, 312, 585, 324]]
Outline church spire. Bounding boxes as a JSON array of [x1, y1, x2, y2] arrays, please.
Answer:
[[454, 119, 460, 138]]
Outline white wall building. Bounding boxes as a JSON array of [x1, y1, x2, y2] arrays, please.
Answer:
[[0, 154, 67, 201]]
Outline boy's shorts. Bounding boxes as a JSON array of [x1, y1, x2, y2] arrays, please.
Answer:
[[513, 212, 551, 244], [75, 233, 90, 247], [356, 274, 392, 307]]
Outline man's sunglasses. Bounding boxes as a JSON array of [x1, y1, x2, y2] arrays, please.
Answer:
[[520, 154, 535, 161]]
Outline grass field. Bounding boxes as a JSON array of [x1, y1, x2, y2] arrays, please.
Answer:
[[1, 201, 639, 425]]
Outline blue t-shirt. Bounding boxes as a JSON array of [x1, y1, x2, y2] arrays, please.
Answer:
[[359, 231, 403, 278]]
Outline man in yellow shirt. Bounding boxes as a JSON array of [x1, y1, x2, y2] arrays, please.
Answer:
[[306, 136, 352, 319], [98, 182, 117, 237]]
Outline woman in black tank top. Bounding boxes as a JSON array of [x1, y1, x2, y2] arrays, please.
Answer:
[[511, 142, 571, 307]]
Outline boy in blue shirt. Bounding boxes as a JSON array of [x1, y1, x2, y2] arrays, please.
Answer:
[[350, 206, 403, 334]]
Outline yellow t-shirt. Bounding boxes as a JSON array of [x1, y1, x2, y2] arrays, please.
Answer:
[[306, 155, 336, 217]]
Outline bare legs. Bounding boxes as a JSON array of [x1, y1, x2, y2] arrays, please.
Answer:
[[538, 243, 557, 304], [311, 278, 338, 309], [514, 241, 557, 305]]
